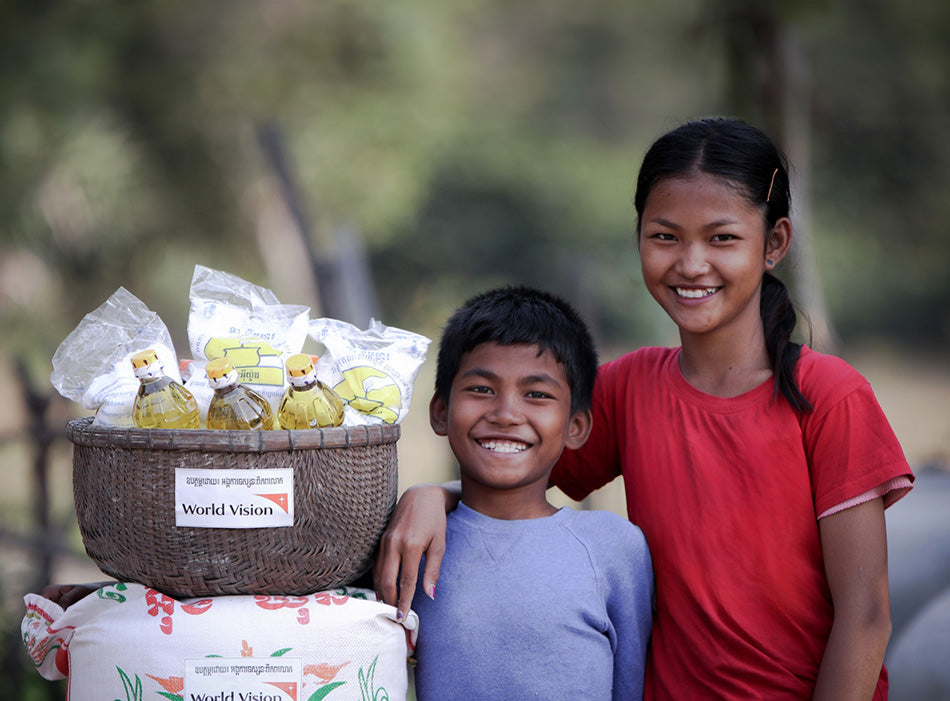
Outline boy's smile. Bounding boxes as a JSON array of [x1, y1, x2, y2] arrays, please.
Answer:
[[429, 341, 591, 520]]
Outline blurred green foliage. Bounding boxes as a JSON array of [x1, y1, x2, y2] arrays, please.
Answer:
[[1, 0, 947, 369]]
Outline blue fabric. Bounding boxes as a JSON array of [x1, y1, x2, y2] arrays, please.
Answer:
[[412, 503, 653, 700]]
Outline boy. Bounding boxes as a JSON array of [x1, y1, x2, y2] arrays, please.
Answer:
[[409, 286, 653, 700]]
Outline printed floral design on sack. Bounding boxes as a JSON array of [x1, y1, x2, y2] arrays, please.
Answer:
[[148, 674, 184, 699], [118, 666, 145, 701], [357, 655, 389, 701]]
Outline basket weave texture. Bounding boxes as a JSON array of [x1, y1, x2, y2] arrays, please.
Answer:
[[66, 416, 399, 598]]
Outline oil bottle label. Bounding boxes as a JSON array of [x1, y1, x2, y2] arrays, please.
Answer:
[[175, 468, 294, 528], [203, 338, 286, 387]]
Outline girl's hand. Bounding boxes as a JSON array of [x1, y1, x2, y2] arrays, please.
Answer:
[[40, 581, 114, 608], [373, 482, 460, 621]]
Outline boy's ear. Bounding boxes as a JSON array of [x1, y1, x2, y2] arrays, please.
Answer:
[[429, 393, 449, 436], [564, 409, 593, 450]]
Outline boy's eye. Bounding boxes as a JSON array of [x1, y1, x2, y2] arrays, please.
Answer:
[[467, 385, 493, 394], [711, 233, 737, 242], [526, 390, 554, 400]]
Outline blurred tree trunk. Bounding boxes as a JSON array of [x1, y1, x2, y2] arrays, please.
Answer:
[[717, 1, 838, 351], [254, 122, 378, 327], [779, 27, 838, 352]]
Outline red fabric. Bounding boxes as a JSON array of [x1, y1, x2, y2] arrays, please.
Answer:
[[552, 346, 912, 700]]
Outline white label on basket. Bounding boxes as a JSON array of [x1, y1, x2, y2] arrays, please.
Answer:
[[175, 468, 294, 528], [184, 656, 302, 700]]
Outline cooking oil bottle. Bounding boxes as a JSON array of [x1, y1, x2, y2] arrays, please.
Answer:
[[205, 357, 274, 430], [130, 349, 200, 429], [277, 354, 345, 429]]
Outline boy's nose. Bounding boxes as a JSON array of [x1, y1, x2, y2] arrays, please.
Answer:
[[487, 396, 522, 424]]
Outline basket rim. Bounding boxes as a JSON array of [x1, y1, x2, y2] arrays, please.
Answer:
[[65, 415, 400, 452]]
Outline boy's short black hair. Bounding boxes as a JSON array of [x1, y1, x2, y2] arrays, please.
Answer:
[[434, 286, 598, 414]]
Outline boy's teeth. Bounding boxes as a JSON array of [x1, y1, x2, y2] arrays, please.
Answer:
[[675, 287, 719, 299], [480, 440, 528, 453]]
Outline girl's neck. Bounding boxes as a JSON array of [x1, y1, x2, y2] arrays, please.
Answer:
[[678, 325, 772, 398]]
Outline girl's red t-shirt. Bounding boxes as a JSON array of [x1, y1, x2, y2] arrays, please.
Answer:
[[552, 346, 912, 700]]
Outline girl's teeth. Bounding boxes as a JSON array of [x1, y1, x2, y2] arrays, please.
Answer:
[[480, 440, 528, 453], [676, 287, 718, 299]]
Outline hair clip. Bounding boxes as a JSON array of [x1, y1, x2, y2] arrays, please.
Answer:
[[766, 168, 779, 203]]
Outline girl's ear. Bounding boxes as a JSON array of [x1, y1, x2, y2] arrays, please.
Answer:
[[564, 409, 593, 450], [765, 217, 793, 269], [429, 394, 449, 436]]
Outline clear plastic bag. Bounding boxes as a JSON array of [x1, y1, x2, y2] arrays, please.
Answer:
[[49, 287, 180, 427]]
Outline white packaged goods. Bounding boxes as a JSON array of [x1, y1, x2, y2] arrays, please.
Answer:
[[22, 583, 418, 701], [185, 265, 311, 419], [309, 318, 430, 426]]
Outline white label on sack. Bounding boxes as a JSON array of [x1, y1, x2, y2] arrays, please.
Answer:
[[175, 468, 294, 528], [185, 657, 302, 700]]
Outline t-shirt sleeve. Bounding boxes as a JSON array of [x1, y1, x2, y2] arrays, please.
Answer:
[[596, 518, 654, 701], [552, 360, 624, 501], [801, 359, 914, 517]]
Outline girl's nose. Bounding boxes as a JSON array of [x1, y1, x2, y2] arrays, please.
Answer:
[[675, 243, 710, 277]]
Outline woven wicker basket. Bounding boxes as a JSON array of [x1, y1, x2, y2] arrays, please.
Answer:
[[66, 416, 399, 598]]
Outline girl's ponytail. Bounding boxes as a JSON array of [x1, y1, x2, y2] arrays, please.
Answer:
[[761, 272, 812, 412]]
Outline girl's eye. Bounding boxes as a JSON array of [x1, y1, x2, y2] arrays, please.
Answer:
[[650, 232, 676, 242]]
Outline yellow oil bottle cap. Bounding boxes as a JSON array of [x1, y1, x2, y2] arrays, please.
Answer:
[[206, 357, 235, 380], [285, 354, 315, 378], [130, 349, 159, 370]]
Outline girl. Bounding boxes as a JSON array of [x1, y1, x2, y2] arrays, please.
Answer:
[[375, 117, 914, 700]]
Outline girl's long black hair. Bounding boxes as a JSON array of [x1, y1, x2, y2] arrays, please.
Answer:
[[634, 117, 812, 412]]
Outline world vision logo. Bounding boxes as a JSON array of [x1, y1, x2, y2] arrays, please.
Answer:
[[265, 681, 298, 700], [256, 493, 290, 513], [334, 366, 402, 424], [204, 338, 284, 386]]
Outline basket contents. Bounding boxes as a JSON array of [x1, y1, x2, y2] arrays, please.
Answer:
[[205, 356, 275, 430], [278, 353, 346, 429], [131, 349, 200, 429], [50, 264, 430, 430], [22, 582, 418, 701]]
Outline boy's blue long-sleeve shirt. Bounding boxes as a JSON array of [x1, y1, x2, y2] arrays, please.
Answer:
[[411, 502, 654, 700]]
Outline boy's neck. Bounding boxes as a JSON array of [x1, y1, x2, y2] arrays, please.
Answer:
[[459, 485, 559, 521]]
